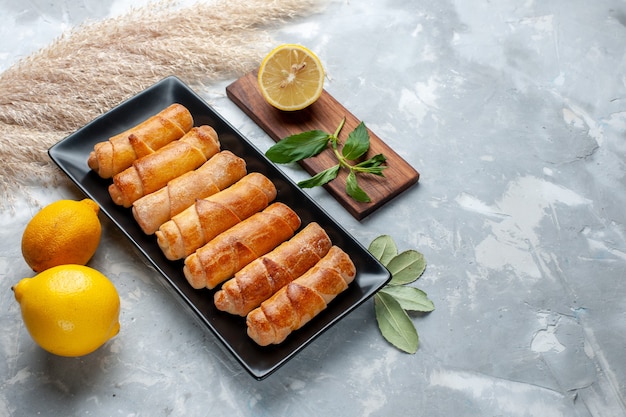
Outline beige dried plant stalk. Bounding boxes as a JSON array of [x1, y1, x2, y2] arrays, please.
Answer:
[[0, 0, 323, 206]]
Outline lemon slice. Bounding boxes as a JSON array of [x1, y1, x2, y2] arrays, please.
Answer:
[[257, 44, 325, 111]]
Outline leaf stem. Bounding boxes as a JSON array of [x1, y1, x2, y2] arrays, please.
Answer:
[[332, 146, 350, 169], [329, 118, 356, 170], [333, 117, 346, 138]]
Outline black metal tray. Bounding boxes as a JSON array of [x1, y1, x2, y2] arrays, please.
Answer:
[[48, 76, 391, 380]]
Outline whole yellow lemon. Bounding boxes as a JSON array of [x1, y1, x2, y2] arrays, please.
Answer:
[[12, 264, 120, 357], [21, 198, 102, 272]]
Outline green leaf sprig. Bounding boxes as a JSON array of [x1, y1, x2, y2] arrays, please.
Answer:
[[265, 118, 387, 202], [368, 235, 435, 354]]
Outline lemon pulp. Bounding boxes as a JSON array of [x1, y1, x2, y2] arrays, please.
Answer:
[[258, 44, 325, 111]]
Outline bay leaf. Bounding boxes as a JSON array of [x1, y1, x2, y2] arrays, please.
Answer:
[[380, 286, 434, 312], [374, 292, 419, 354], [368, 235, 398, 266], [387, 250, 426, 285]]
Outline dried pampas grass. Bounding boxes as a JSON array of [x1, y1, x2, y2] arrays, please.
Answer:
[[0, 0, 323, 205]]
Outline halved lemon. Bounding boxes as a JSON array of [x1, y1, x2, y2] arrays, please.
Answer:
[[257, 44, 325, 111]]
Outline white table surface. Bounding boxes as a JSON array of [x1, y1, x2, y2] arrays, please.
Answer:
[[1, 0, 625, 416]]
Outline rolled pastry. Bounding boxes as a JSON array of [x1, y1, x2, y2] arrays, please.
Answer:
[[109, 125, 220, 207], [132, 151, 246, 235], [183, 202, 301, 290], [246, 246, 356, 346], [156, 172, 277, 260], [214, 222, 331, 316], [88, 103, 193, 178]]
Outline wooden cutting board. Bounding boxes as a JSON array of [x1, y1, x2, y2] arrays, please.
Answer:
[[225, 71, 419, 220]]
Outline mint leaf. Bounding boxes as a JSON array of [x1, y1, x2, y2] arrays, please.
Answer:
[[298, 164, 340, 188], [380, 286, 435, 312], [267, 118, 387, 203], [265, 130, 330, 163], [354, 154, 387, 176], [387, 250, 426, 285], [345, 171, 371, 202], [341, 122, 370, 160], [374, 292, 419, 353], [368, 235, 398, 266]]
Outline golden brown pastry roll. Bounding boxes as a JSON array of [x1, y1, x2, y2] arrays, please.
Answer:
[[214, 222, 331, 316], [131, 151, 246, 235], [156, 172, 277, 260], [88, 103, 193, 178], [108, 125, 220, 207], [246, 246, 356, 346], [183, 202, 301, 290]]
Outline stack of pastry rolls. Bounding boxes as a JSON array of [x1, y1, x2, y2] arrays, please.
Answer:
[[88, 103, 356, 346]]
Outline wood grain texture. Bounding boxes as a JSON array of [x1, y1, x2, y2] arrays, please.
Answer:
[[226, 71, 419, 220]]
